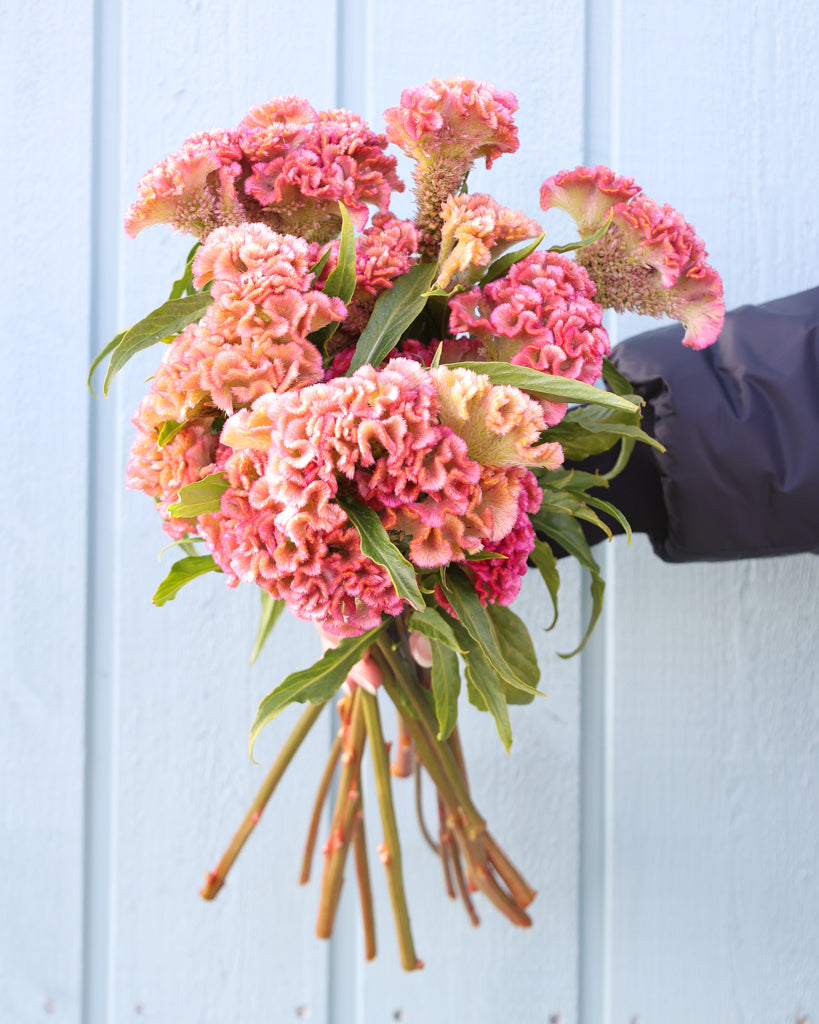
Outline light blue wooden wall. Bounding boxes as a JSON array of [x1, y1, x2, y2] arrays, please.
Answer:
[[3, 1, 818, 1022]]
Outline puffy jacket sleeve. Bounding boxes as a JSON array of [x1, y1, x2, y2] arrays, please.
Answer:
[[608, 285, 819, 562]]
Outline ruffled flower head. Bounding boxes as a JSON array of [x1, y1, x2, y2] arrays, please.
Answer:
[[539, 165, 641, 237], [383, 77, 520, 255], [578, 192, 725, 348], [448, 251, 610, 422], [124, 130, 245, 240], [436, 193, 542, 290]]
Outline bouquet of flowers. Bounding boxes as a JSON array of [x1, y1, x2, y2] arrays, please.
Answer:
[[91, 77, 724, 970]]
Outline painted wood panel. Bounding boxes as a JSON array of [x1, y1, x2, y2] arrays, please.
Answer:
[[0, 1, 95, 1021]]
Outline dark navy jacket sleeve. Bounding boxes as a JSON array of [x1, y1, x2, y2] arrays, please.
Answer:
[[607, 286, 819, 562]]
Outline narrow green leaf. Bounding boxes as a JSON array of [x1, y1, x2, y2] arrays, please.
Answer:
[[88, 330, 125, 396], [309, 246, 333, 279], [430, 341, 443, 368], [486, 604, 541, 704], [248, 623, 387, 758], [157, 420, 185, 447], [168, 472, 228, 518], [152, 555, 219, 606], [462, 647, 513, 751], [537, 467, 609, 493], [324, 203, 357, 301], [463, 550, 508, 561], [438, 568, 541, 698], [338, 496, 425, 611], [249, 592, 286, 665], [407, 605, 465, 652], [168, 241, 202, 300], [429, 638, 461, 740], [347, 261, 438, 374], [581, 492, 633, 543], [529, 538, 560, 630], [532, 509, 606, 657], [448, 362, 640, 412], [481, 231, 546, 285], [547, 210, 613, 254], [601, 356, 634, 397], [603, 437, 636, 481], [103, 291, 213, 395]]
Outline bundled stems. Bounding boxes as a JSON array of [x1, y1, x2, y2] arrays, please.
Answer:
[[300, 729, 344, 884], [201, 700, 327, 900]]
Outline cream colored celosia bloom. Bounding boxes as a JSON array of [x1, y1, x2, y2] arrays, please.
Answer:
[[435, 193, 542, 291], [430, 366, 563, 470]]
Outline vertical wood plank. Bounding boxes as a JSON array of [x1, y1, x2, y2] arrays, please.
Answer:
[[608, 3, 819, 1021], [0, 1, 95, 1021], [105, 4, 339, 1021], [353, 3, 588, 1019]]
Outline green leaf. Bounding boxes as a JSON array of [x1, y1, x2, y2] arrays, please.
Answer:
[[102, 291, 213, 395], [548, 210, 613, 254], [249, 592, 286, 665], [457, 635, 513, 750], [309, 204, 358, 349], [447, 362, 640, 413], [537, 466, 609, 493], [601, 356, 634, 397], [249, 623, 387, 758], [486, 604, 540, 705], [429, 638, 461, 740], [545, 403, 663, 460], [581, 492, 633, 542], [603, 436, 636, 481], [532, 509, 605, 657], [337, 496, 425, 611], [168, 241, 201, 300], [430, 341, 443, 368], [152, 555, 220, 606], [463, 550, 508, 561], [347, 261, 438, 374], [529, 538, 560, 630], [157, 420, 185, 447], [407, 605, 465, 652], [168, 472, 228, 518], [438, 568, 540, 698], [481, 231, 546, 285], [309, 246, 333, 280], [88, 330, 125, 396]]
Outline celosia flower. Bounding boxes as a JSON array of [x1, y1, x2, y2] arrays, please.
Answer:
[[430, 365, 564, 470], [124, 131, 245, 240], [126, 413, 219, 538], [383, 77, 520, 255], [243, 109, 404, 242], [448, 251, 610, 421], [539, 165, 641, 237], [436, 193, 542, 291], [577, 193, 725, 348]]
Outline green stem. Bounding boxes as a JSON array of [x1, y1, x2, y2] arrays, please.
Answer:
[[352, 811, 377, 961], [360, 690, 422, 972], [316, 691, 366, 939], [300, 730, 343, 885], [201, 700, 327, 900]]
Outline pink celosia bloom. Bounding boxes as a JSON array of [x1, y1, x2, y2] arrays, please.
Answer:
[[539, 165, 641, 237], [383, 77, 519, 168], [469, 470, 542, 606], [430, 366, 564, 470], [383, 77, 520, 255], [124, 131, 245, 240], [240, 96, 318, 132], [243, 109, 404, 242], [126, 414, 218, 538], [436, 193, 542, 290], [578, 194, 725, 348], [448, 251, 610, 419]]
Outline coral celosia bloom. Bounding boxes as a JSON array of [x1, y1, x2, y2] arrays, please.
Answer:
[[383, 77, 519, 168], [448, 251, 610, 421], [431, 366, 564, 470], [124, 131, 245, 240], [243, 109, 404, 242], [577, 193, 725, 348], [539, 165, 641, 237], [383, 77, 520, 255], [436, 193, 542, 290], [126, 413, 219, 538]]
